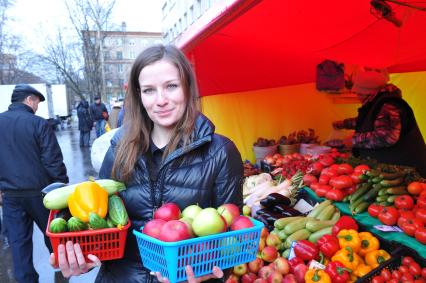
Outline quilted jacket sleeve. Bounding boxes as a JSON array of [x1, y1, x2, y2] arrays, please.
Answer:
[[212, 139, 244, 209]]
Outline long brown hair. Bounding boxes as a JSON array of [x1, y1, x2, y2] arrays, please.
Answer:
[[112, 45, 200, 182]]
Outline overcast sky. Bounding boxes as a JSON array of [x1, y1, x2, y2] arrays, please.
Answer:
[[8, 0, 163, 53]]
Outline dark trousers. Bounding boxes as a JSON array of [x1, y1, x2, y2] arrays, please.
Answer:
[[2, 193, 52, 283], [95, 120, 106, 138], [80, 130, 91, 147]]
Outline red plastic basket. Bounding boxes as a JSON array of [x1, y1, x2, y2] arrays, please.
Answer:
[[46, 210, 130, 262]]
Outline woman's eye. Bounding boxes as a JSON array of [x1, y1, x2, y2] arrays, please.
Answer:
[[142, 88, 155, 94], [167, 83, 178, 90]]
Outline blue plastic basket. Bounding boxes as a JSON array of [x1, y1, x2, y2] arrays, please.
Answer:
[[133, 218, 263, 283]]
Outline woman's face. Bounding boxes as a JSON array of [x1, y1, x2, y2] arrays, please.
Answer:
[[139, 59, 186, 131]]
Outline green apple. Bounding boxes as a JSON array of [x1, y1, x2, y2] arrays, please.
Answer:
[[192, 207, 226, 236], [181, 204, 202, 220], [243, 205, 251, 216], [179, 217, 195, 237]]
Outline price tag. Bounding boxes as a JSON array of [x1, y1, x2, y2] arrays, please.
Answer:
[[288, 241, 297, 260], [309, 260, 326, 270], [373, 225, 403, 232], [294, 199, 314, 214]]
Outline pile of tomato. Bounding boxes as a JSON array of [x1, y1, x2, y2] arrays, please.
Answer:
[[370, 256, 426, 283]]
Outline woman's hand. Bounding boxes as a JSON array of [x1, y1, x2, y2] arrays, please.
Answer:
[[49, 241, 101, 278], [153, 265, 224, 283]]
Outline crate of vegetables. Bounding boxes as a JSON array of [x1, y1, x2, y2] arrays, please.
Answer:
[[133, 203, 264, 283], [44, 180, 130, 262]]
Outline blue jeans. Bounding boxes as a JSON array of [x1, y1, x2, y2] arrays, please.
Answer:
[[95, 119, 106, 138], [80, 130, 91, 147], [2, 193, 51, 283]]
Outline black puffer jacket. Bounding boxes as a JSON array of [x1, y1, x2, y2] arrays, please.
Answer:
[[96, 113, 243, 283], [0, 103, 68, 193], [77, 101, 93, 132]]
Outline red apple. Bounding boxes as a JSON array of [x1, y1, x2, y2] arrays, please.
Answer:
[[217, 203, 240, 227], [192, 208, 227, 236], [258, 266, 274, 279], [225, 274, 239, 283], [253, 279, 268, 283], [233, 263, 248, 276], [154, 203, 181, 221], [293, 264, 308, 283], [258, 238, 266, 252], [158, 220, 192, 242], [241, 272, 257, 283], [273, 257, 289, 275], [142, 219, 166, 239], [179, 217, 195, 237], [282, 274, 297, 283], [248, 257, 264, 273], [260, 227, 269, 239], [181, 204, 202, 220], [261, 246, 278, 263], [243, 205, 251, 216], [231, 216, 254, 231], [267, 271, 283, 283]]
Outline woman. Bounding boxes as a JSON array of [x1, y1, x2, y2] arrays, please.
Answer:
[[50, 45, 243, 282]]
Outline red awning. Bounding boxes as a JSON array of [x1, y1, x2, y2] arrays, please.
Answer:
[[178, 0, 426, 96]]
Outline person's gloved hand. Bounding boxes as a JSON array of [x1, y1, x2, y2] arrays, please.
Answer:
[[332, 120, 344, 130]]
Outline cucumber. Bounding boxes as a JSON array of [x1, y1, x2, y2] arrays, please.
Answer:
[[285, 229, 311, 248], [274, 216, 303, 230], [379, 172, 405, 180], [308, 226, 333, 243], [366, 170, 380, 177], [108, 195, 128, 226], [386, 187, 407, 195], [380, 178, 404, 188], [43, 179, 126, 210], [378, 201, 392, 207], [305, 219, 338, 232], [378, 188, 389, 196], [317, 205, 335, 221], [283, 218, 310, 235], [376, 195, 389, 202], [363, 187, 381, 202], [350, 184, 370, 204], [387, 195, 398, 203], [106, 217, 115, 228], [307, 200, 332, 219], [67, 216, 88, 232], [89, 212, 108, 229], [49, 218, 68, 233], [371, 177, 383, 184], [350, 196, 365, 212], [354, 202, 370, 214]]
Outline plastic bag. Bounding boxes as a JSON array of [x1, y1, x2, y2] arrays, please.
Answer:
[[105, 122, 111, 132], [90, 128, 119, 173]]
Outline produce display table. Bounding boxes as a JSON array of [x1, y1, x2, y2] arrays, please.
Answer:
[[304, 187, 426, 258]]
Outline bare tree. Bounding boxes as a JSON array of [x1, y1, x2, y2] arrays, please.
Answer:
[[65, 0, 116, 102]]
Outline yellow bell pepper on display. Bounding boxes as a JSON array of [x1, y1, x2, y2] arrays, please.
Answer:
[[331, 247, 361, 271], [358, 232, 380, 256], [353, 262, 373, 277], [68, 181, 108, 222], [365, 249, 391, 269], [337, 229, 361, 252], [305, 269, 331, 283]]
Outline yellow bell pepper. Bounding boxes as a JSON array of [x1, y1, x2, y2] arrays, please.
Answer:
[[331, 247, 361, 271], [353, 263, 373, 277], [68, 181, 108, 222], [305, 269, 331, 283], [365, 249, 391, 269], [337, 229, 361, 253], [358, 232, 380, 256], [348, 274, 358, 283]]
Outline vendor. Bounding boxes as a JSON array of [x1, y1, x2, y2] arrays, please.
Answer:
[[333, 67, 426, 177]]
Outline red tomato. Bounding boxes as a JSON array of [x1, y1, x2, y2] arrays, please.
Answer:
[[402, 256, 415, 266], [398, 208, 416, 219], [325, 188, 345, 201], [310, 182, 320, 192], [318, 174, 330, 185], [400, 266, 410, 273], [415, 227, 426, 244], [316, 184, 332, 197], [392, 270, 402, 280], [409, 262, 422, 277], [387, 278, 398, 283], [417, 195, 426, 209], [416, 208, 426, 224], [368, 203, 384, 218], [378, 207, 400, 226], [398, 216, 424, 237], [381, 269, 392, 281], [319, 156, 334, 167], [408, 182, 425, 195], [337, 163, 353, 175], [422, 267, 426, 279], [344, 185, 356, 195], [329, 175, 353, 189], [372, 275, 385, 283], [394, 195, 415, 210], [321, 167, 339, 178], [414, 279, 426, 283], [401, 272, 415, 282], [354, 164, 370, 174], [351, 172, 363, 184]]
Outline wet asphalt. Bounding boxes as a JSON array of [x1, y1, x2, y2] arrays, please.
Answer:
[[0, 118, 101, 282]]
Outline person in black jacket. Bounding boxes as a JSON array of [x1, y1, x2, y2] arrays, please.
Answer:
[[77, 100, 93, 147], [0, 84, 69, 283], [51, 45, 243, 282], [90, 96, 109, 137]]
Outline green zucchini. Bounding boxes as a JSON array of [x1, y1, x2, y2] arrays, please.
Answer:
[[317, 205, 335, 221], [305, 219, 338, 232], [308, 226, 333, 243], [283, 218, 310, 235], [285, 229, 311, 248], [307, 200, 332, 219], [274, 216, 303, 230]]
